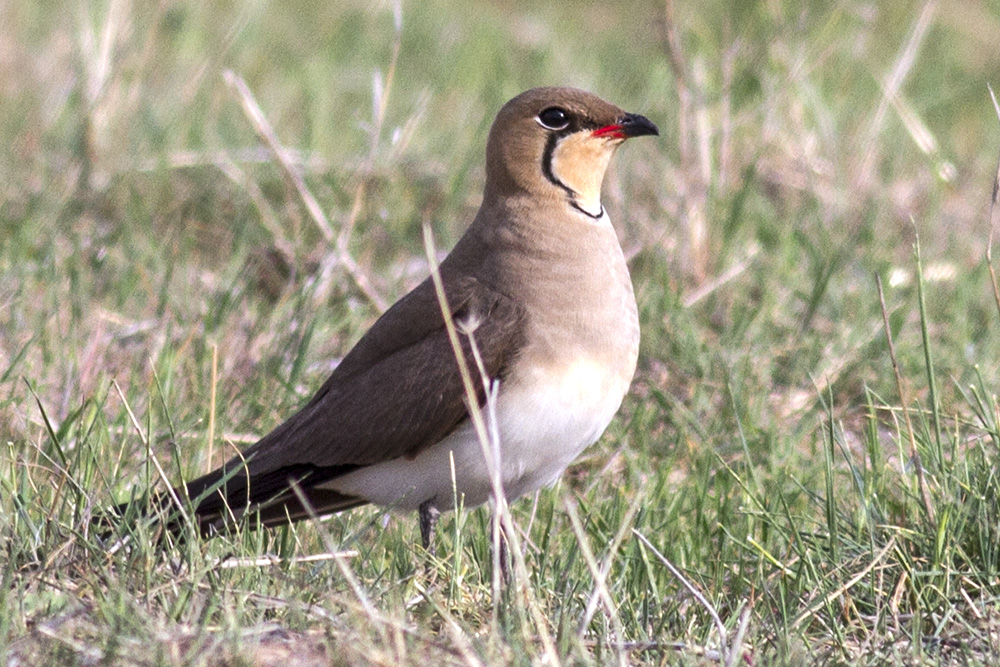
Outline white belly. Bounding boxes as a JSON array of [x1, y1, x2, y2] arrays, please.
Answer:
[[325, 356, 633, 511]]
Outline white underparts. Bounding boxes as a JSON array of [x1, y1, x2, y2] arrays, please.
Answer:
[[324, 355, 632, 512]]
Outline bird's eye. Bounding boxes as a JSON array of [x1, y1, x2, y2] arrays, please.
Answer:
[[537, 107, 570, 130]]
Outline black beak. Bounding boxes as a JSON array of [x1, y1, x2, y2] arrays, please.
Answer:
[[620, 112, 659, 138]]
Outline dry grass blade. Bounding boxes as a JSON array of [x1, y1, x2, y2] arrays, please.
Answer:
[[985, 84, 1000, 322], [22, 381, 90, 509], [206, 343, 217, 474], [223, 70, 334, 244], [287, 481, 382, 628], [223, 69, 387, 311], [662, 0, 690, 149], [576, 486, 645, 636], [662, 0, 709, 279], [633, 528, 733, 665], [790, 537, 896, 630], [682, 245, 759, 308], [728, 607, 752, 667], [420, 223, 492, 478], [112, 379, 191, 529], [412, 581, 487, 667], [214, 551, 359, 569], [563, 497, 628, 667], [423, 222, 562, 666], [859, 0, 938, 188], [875, 274, 936, 524]]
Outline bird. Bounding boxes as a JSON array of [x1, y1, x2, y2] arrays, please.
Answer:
[[126, 87, 658, 552]]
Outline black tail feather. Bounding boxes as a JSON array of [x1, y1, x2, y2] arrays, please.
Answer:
[[97, 462, 367, 541]]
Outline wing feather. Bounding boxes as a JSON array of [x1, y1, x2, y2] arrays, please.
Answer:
[[185, 272, 526, 523]]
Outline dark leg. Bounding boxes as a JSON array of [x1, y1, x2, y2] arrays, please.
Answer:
[[419, 500, 440, 556], [498, 528, 511, 585], [493, 512, 512, 585]]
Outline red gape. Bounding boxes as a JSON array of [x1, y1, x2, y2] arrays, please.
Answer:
[[592, 124, 626, 139]]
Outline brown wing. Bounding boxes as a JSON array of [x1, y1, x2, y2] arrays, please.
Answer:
[[183, 272, 526, 526]]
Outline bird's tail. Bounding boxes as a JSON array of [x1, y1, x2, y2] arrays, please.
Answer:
[[98, 461, 367, 541], [94, 465, 247, 541]]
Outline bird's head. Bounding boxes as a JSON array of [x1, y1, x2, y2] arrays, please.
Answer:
[[483, 87, 658, 218]]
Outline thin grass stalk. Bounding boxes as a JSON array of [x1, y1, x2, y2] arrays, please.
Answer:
[[223, 69, 387, 311], [206, 343, 217, 474], [875, 274, 936, 525], [913, 236, 943, 466], [633, 528, 732, 665], [422, 222, 562, 664], [822, 385, 839, 564], [563, 497, 628, 667], [984, 85, 1000, 322]]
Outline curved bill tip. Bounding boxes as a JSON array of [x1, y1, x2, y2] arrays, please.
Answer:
[[620, 112, 659, 138]]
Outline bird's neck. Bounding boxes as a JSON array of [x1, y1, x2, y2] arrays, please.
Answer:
[[468, 197, 636, 330]]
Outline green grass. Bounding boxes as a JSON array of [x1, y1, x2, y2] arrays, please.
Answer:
[[4, 0, 1000, 664]]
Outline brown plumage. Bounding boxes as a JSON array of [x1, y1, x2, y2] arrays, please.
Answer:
[[124, 87, 658, 542]]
